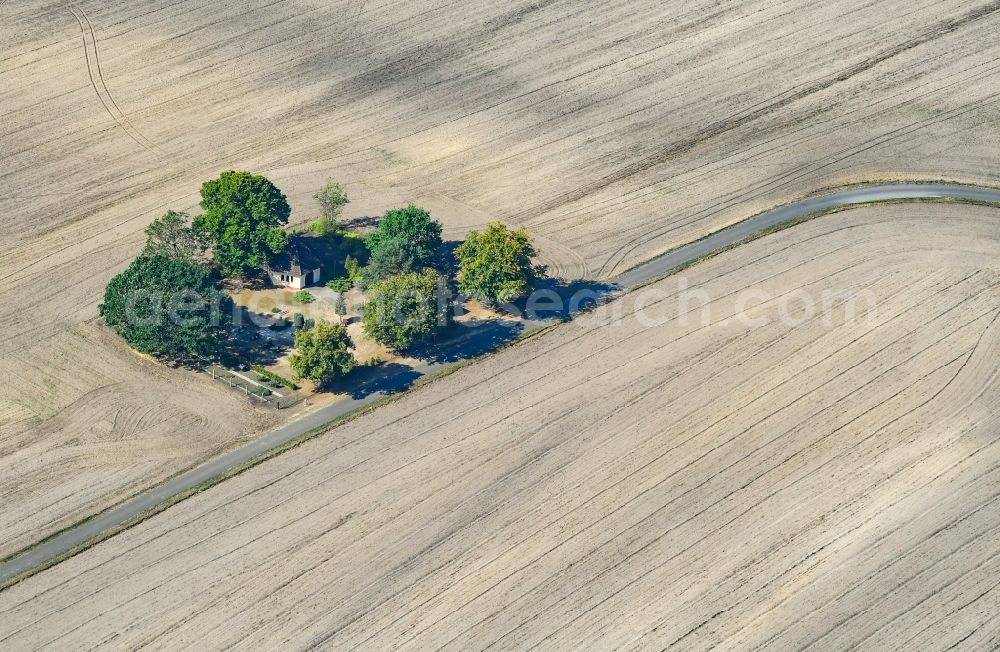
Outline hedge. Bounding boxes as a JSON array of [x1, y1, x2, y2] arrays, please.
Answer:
[[250, 364, 299, 390]]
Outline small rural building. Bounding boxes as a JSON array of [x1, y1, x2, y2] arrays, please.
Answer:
[[267, 235, 323, 289]]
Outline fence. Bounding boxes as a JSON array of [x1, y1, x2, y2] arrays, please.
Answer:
[[204, 364, 302, 409]]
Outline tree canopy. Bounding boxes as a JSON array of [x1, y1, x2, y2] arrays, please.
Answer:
[[99, 254, 232, 361], [365, 205, 442, 270], [454, 222, 542, 305], [143, 210, 210, 263], [289, 320, 355, 386], [311, 179, 349, 235], [362, 270, 450, 350], [359, 235, 420, 288], [194, 171, 290, 278]]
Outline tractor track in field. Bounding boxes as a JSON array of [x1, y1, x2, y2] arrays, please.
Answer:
[[66, 3, 161, 157], [1, 182, 1000, 590]]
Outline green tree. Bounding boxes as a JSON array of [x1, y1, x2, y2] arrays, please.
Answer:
[[143, 210, 210, 262], [194, 171, 290, 278], [365, 205, 442, 271], [359, 236, 420, 288], [99, 255, 232, 360], [455, 222, 542, 305], [344, 254, 361, 282], [362, 270, 449, 350], [289, 320, 355, 386], [311, 179, 349, 235]]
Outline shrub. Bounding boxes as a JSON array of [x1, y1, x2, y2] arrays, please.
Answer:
[[331, 232, 369, 269], [326, 277, 351, 292], [344, 255, 361, 282], [293, 312, 304, 329], [218, 350, 245, 368], [250, 364, 299, 390], [293, 290, 315, 303], [308, 218, 335, 237]]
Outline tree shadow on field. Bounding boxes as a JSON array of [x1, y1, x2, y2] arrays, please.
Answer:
[[498, 278, 619, 321], [341, 215, 380, 231], [326, 362, 423, 399], [408, 318, 524, 364]]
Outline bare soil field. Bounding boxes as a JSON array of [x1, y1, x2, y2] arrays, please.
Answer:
[[2, 203, 999, 649], [0, 322, 280, 557], [3, 0, 1000, 559]]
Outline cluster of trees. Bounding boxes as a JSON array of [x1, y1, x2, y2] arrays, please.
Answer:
[[355, 206, 448, 351], [102, 170, 545, 391], [101, 171, 291, 362], [356, 204, 543, 353], [303, 206, 544, 381]]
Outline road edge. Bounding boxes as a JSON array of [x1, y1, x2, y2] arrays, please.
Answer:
[[2, 184, 999, 591]]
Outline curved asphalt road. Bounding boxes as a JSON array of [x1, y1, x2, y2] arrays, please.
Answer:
[[615, 182, 1000, 288], [2, 182, 999, 587]]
